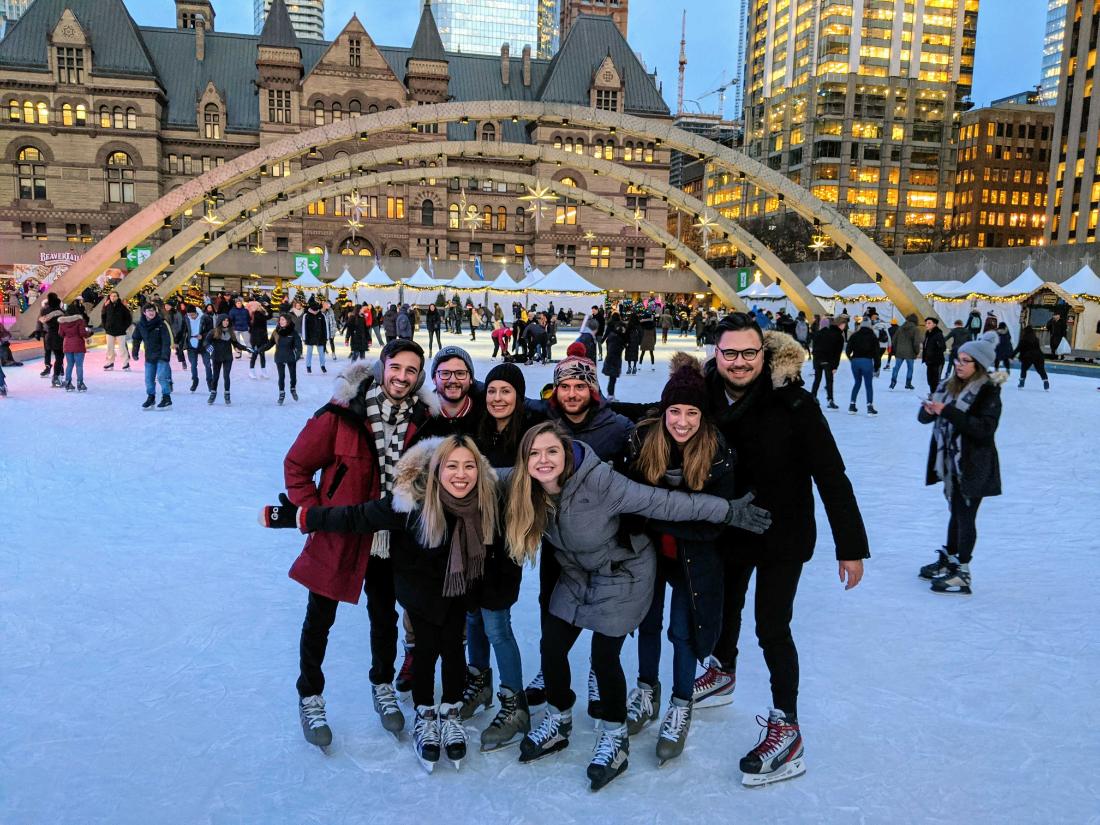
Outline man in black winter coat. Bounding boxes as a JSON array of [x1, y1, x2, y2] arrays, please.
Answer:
[[131, 304, 175, 408], [922, 317, 948, 394], [101, 291, 133, 371], [810, 317, 844, 407]]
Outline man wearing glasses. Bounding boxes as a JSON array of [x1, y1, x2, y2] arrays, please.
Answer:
[[697, 312, 868, 787], [418, 346, 484, 439]]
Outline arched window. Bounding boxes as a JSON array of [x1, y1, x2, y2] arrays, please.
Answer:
[[388, 248, 402, 257], [515, 206, 526, 232], [23, 101, 34, 122], [99, 105, 110, 128], [560, 176, 577, 187], [36, 101, 48, 124], [340, 238, 373, 256], [552, 134, 562, 150], [75, 103, 86, 126], [496, 206, 507, 231], [331, 102, 342, 121], [62, 103, 74, 126], [449, 203, 460, 229], [564, 137, 574, 153], [603, 140, 614, 160], [314, 101, 325, 126], [16, 147, 46, 200], [421, 200, 435, 226], [349, 99, 361, 116], [556, 178, 577, 225], [481, 122, 496, 142], [645, 143, 655, 163], [482, 205, 493, 230], [593, 139, 603, 159], [105, 151, 135, 203], [203, 104, 220, 139], [112, 107, 124, 129], [368, 103, 378, 114], [126, 107, 137, 130], [575, 138, 584, 155], [8, 100, 19, 122], [623, 142, 633, 162]]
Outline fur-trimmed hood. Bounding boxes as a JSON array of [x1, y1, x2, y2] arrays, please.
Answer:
[[328, 358, 439, 416], [57, 314, 88, 325], [390, 436, 499, 514], [762, 330, 806, 388]]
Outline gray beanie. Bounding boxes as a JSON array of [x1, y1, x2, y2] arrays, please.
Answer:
[[431, 345, 474, 378], [957, 331, 997, 370], [585, 316, 599, 332]]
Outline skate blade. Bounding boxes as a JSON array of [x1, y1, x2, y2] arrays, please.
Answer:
[[451, 758, 464, 771], [518, 739, 569, 763], [931, 586, 972, 595], [417, 755, 438, 774], [387, 729, 403, 742], [693, 692, 734, 710], [742, 757, 806, 787], [480, 732, 524, 753], [588, 761, 628, 792]]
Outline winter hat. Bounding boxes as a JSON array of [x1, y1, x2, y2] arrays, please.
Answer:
[[859, 318, 872, 329], [566, 341, 588, 359], [957, 331, 998, 370], [554, 353, 599, 393], [307, 298, 320, 310], [660, 353, 709, 416], [585, 316, 599, 332], [485, 362, 525, 398], [431, 345, 474, 378]]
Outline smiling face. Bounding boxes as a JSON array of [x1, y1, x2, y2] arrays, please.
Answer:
[[665, 404, 702, 444], [527, 432, 567, 490], [433, 357, 472, 403], [439, 445, 478, 499], [715, 328, 764, 393], [486, 380, 517, 421], [382, 350, 422, 401], [555, 379, 593, 420]]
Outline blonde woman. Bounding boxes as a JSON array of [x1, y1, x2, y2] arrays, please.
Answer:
[[504, 422, 770, 791]]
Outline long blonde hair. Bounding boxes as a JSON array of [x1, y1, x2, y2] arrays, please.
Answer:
[[634, 414, 719, 492], [417, 435, 498, 549], [505, 422, 575, 565]]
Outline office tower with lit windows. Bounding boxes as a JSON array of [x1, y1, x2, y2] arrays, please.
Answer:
[[560, 0, 627, 41], [433, 0, 557, 58], [732, 0, 979, 255], [1046, 0, 1099, 244], [1040, 0, 1069, 104], [0, 0, 32, 39], [254, 0, 324, 41]]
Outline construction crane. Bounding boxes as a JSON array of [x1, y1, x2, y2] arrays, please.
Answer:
[[699, 73, 739, 121], [677, 10, 687, 117]]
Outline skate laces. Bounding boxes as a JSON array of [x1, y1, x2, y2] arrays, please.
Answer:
[[626, 686, 654, 721], [462, 669, 488, 703], [440, 713, 465, 746], [300, 696, 328, 729], [528, 711, 563, 745], [696, 662, 731, 690], [398, 649, 415, 681], [415, 710, 440, 745], [751, 713, 798, 758], [587, 670, 601, 701], [487, 693, 518, 729], [373, 683, 400, 714], [659, 705, 691, 742], [591, 727, 625, 766], [527, 670, 545, 691]]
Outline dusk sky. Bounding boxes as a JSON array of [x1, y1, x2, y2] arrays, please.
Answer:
[[131, 0, 1048, 113]]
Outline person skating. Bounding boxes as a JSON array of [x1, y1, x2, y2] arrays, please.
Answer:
[[228, 297, 251, 359], [259, 314, 303, 404], [382, 305, 398, 343], [184, 305, 215, 392], [505, 422, 770, 791], [345, 305, 372, 361], [993, 323, 1013, 372], [624, 315, 641, 375], [575, 315, 599, 364], [281, 340, 438, 746], [1014, 326, 1050, 390], [131, 303, 174, 409], [1046, 311, 1068, 359], [321, 299, 338, 360], [944, 320, 970, 378], [809, 317, 843, 409], [203, 315, 251, 405], [489, 320, 511, 359], [38, 292, 65, 387], [58, 302, 91, 392], [889, 314, 922, 390], [165, 300, 189, 368], [264, 435, 504, 771], [100, 290, 132, 371], [922, 317, 947, 395], [396, 304, 414, 341], [303, 300, 328, 375], [918, 332, 1004, 594], [638, 312, 657, 370], [601, 315, 626, 399], [623, 354, 738, 765], [247, 300, 271, 379], [425, 304, 443, 356], [845, 318, 879, 415]]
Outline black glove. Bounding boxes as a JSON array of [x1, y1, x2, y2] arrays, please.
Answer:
[[725, 493, 772, 534], [259, 493, 303, 529], [131, 347, 140, 361]]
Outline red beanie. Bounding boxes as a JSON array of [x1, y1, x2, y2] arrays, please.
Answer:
[[566, 341, 588, 358]]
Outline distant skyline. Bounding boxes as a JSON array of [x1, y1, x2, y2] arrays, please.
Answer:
[[128, 0, 1048, 114]]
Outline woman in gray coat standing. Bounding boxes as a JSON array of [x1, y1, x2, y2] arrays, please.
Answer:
[[503, 421, 770, 791]]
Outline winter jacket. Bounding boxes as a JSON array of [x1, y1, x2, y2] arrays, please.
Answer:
[[382, 308, 398, 338], [185, 313, 215, 351], [228, 306, 250, 332], [701, 317, 719, 345], [283, 361, 439, 604], [539, 441, 733, 638], [547, 397, 634, 464], [919, 379, 1003, 499], [345, 314, 372, 352], [704, 331, 869, 564], [1013, 333, 1046, 364], [131, 314, 174, 363], [639, 317, 657, 351], [893, 318, 923, 360], [425, 308, 442, 332], [845, 326, 880, 360], [965, 312, 983, 338], [260, 325, 303, 365], [303, 309, 328, 346], [625, 425, 739, 659], [58, 314, 91, 354], [396, 309, 413, 339], [576, 330, 598, 363], [945, 326, 970, 355], [249, 309, 271, 348], [812, 325, 844, 366], [624, 324, 642, 362], [203, 329, 249, 363], [166, 310, 189, 351], [289, 309, 305, 336], [922, 327, 947, 364], [101, 300, 132, 336], [322, 308, 337, 339], [39, 306, 64, 349], [995, 330, 1013, 361], [476, 408, 547, 470], [659, 312, 673, 331], [523, 321, 548, 349], [602, 326, 625, 378]]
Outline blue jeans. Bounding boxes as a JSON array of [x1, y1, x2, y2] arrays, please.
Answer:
[[144, 359, 172, 396], [849, 357, 875, 404], [0, 361, 6, 388], [188, 348, 213, 388], [306, 344, 326, 368], [64, 352, 85, 384], [638, 555, 697, 701], [890, 358, 914, 386], [466, 607, 523, 693]]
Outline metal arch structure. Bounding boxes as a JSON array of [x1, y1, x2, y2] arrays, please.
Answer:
[[20, 101, 934, 334], [103, 139, 824, 317], [141, 169, 749, 312]]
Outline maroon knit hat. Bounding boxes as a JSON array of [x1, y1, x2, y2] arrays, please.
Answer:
[[659, 353, 709, 416]]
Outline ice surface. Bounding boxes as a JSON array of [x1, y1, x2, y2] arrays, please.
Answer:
[[2, 334, 1099, 824]]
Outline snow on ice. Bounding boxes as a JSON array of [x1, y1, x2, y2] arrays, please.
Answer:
[[1, 335, 1098, 824]]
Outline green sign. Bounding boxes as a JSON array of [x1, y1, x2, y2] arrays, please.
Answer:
[[736, 267, 751, 291], [126, 246, 153, 270], [294, 253, 321, 278]]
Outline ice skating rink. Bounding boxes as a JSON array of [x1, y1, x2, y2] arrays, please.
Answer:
[[2, 335, 1098, 824]]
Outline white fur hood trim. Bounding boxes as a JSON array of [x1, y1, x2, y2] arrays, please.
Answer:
[[390, 436, 498, 514], [763, 330, 807, 388], [328, 357, 440, 415]]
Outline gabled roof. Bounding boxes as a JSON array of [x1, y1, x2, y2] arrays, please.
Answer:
[[258, 0, 299, 50], [537, 15, 669, 116], [408, 0, 447, 64], [0, 0, 158, 78]]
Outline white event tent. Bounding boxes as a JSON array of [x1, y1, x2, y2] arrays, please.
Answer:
[[289, 270, 325, 295], [524, 262, 605, 315], [1059, 263, 1100, 297], [444, 266, 490, 304], [325, 267, 357, 300], [402, 266, 445, 302], [995, 266, 1043, 298], [355, 263, 398, 306]]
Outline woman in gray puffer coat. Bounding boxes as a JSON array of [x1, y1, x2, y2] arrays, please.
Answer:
[[503, 420, 770, 790]]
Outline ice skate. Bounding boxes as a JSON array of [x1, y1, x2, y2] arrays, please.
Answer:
[[298, 695, 333, 750], [439, 702, 467, 769], [459, 666, 493, 721], [867, 405, 878, 416], [224, 392, 231, 405], [827, 400, 839, 410], [395, 644, 414, 698], [656, 697, 693, 766], [587, 724, 629, 791], [848, 402, 857, 414], [141, 394, 156, 410], [919, 547, 950, 580], [40, 366, 50, 376], [480, 687, 530, 752], [412, 705, 441, 773], [740, 709, 805, 787], [207, 390, 216, 405], [290, 388, 298, 401], [692, 658, 735, 708], [321, 365, 327, 373], [931, 561, 971, 594], [587, 668, 603, 728], [278, 391, 285, 405], [625, 680, 660, 736], [523, 669, 546, 709], [51, 376, 63, 388], [157, 395, 172, 409], [64, 380, 74, 391], [1043, 380, 1050, 391], [519, 705, 572, 763], [372, 682, 405, 738]]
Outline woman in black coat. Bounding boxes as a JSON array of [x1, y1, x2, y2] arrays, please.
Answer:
[[601, 313, 625, 397], [260, 313, 303, 403], [624, 316, 642, 374], [248, 302, 271, 377], [918, 333, 1003, 594], [425, 304, 443, 356], [203, 315, 250, 404], [1013, 325, 1049, 389], [344, 306, 371, 360]]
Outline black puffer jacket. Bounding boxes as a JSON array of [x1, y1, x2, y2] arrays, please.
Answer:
[[813, 325, 844, 365], [261, 324, 303, 364], [131, 313, 174, 362], [249, 309, 271, 348], [101, 300, 132, 336], [303, 309, 328, 346], [845, 325, 880, 360], [919, 379, 1003, 499]]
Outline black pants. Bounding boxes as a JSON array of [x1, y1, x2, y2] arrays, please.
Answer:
[[946, 489, 982, 564], [1020, 358, 1048, 381], [606, 375, 618, 396], [427, 328, 441, 354], [541, 611, 627, 724], [276, 360, 297, 391], [407, 600, 467, 707], [993, 357, 1011, 371], [925, 360, 944, 394], [810, 361, 834, 400], [713, 558, 803, 718], [328, 337, 336, 356], [211, 360, 232, 391], [641, 348, 655, 364], [49, 345, 63, 376], [250, 349, 266, 369], [296, 555, 398, 697]]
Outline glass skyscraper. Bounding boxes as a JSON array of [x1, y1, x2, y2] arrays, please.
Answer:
[[0, 0, 32, 39], [1039, 0, 1068, 104], [253, 0, 325, 41], [433, 0, 558, 58]]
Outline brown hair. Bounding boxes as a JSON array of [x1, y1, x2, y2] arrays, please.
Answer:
[[633, 415, 719, 492], [504, 421, 575, 565], [946, 361, 988, 398]]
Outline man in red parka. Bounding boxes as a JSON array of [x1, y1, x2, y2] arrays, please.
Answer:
[[283, 338, 438, 748]]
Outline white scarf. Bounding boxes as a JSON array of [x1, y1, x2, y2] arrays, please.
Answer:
[[931, 374, 989, 502]]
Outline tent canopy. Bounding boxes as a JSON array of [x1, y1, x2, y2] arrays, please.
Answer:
[[837, 281, 887, 299], [491, 268, 523, 291], [1059, 264, 1100, 297], [948, 269, 1002, 297], [996, 266, 1044, 297], [806, 275, 836, 297], [447, 267, 489, 290], [403, 266, 439, 289], [327, 268, 357, 288], [740, 280, 785, 298], [915, 280, 966, 296], [518, 268, 545, 289], [359, 263, 395, 287], [531, 263, 604, 294], [290, 270, 325, 288]]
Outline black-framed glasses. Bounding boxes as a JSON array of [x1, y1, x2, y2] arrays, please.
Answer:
[[436, 369, 469, 381], [718, 347, 762, 362], [955, 355, 976, 365]]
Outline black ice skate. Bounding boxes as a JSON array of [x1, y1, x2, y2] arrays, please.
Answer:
[[141, 394, 156, 410], [519, 705, 572, 763], [298, 695, 333, 751], [412, 705, 441, 773], [919, 547, 950, 580], [278, 392, 285, 405], [523, 669, 546, 709], [395, 644, 414, 698], [439, 702, 467, 769], [157, 395, 172, 409], [459, 666, 493, 720], [587, 724, 629, 791], [740, 709, 805, 787], [656, 697, 693, 766], [931, 562, 971, 595]]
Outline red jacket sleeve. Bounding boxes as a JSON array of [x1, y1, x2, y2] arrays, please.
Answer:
[[283, 413, 335, 508]]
